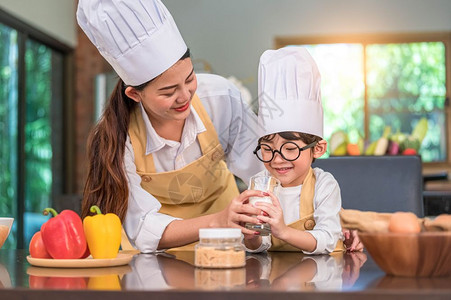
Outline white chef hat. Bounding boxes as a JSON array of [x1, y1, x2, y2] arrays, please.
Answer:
[[257, 47, 323, 139], [77, 0, 187, 86]]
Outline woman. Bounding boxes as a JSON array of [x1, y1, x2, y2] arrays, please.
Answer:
[[77, 0, 265, 252]]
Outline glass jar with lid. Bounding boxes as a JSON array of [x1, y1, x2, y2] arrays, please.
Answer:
[[194, 228, 245, 268]]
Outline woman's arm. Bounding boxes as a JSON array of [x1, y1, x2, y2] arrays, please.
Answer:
[[124, 138, 178, 252], [125, 138, 265, 252], [196, 74, 264, 185], [243, 235, 263, 250]]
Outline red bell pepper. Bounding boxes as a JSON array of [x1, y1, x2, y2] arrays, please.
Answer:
[[29, 275, 88, 290], [28, 275, 47, 289], [41, 208, 87, 259], [29, 231, 51, 258], [81, 245, 91, 259]]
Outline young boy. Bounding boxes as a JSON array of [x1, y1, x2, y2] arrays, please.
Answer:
[[244, 47, 345, 254]]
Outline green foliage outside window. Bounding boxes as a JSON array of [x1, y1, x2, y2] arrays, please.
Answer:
[[23, 40, 52, 247], [367, 42, 446, 161], [0, 23, 18, 248], [0, 22, 53, 248], [24, 40, 52, 213], [305, 42, 446, 162]]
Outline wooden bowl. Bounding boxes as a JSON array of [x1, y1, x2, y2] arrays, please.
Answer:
[[359, 231, 451, 277]]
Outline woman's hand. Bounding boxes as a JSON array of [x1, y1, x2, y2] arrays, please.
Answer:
[[343, 229, 364, 252], [254, 192, 288, 240], [216, 190, 267, 236]]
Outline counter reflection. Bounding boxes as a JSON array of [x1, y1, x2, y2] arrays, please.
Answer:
[[124, 251, 368, 291], [26, 264, 131, 290], [0, 262, 11, 288]]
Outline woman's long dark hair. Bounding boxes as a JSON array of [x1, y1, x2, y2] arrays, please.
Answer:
[[82, 80, 137, 221], [82, 49, 191, 221]]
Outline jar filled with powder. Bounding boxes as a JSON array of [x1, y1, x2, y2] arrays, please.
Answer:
[[195, 228, 245, 268]]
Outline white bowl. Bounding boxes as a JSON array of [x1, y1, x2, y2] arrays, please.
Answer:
[[0, 218, 14, 249]]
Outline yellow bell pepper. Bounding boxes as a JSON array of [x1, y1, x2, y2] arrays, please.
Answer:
[[88, 275, 121, 290], [83, 205, 122, 259]]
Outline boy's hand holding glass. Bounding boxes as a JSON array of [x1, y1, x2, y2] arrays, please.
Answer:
[[245, 175, 281, 236]]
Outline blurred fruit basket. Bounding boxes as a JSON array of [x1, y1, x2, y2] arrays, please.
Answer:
[[329, 118, 428, 156]]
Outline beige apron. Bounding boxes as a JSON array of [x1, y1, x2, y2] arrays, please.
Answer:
[[270, 168, 345, 252], [123, 94, 239, 250]]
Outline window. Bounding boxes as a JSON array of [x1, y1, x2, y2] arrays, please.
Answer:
[[0, 10, 71, 249], [276, 33, 450, 163], [0, 22, 18, 248]]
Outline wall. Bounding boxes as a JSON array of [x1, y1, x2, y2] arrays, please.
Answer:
[[1, 0, 450, 95], [3, 0, 450, 94], [165, 0, 451, 96], [0, 0, 76, 47]]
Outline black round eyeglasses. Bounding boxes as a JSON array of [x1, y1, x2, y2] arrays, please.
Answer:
[[253, 141, 318, 163]]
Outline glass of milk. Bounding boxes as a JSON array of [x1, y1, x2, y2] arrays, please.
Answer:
[[245, 175, 280, 236]]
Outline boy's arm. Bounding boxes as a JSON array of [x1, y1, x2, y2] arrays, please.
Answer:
[[304, 171, 343, 254], [243, 235, 271, 253], [276, 228, 317, 253]]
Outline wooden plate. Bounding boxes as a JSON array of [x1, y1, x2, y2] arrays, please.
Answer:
[[26, 252, 134, 268], [27, 264, 132, 277]]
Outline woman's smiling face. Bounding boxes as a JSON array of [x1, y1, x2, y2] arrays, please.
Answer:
[[126, 57, 197, 123]]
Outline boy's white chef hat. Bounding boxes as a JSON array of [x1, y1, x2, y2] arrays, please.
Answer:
[[257, 47, 323, 139], [77, 0, 187, 86]]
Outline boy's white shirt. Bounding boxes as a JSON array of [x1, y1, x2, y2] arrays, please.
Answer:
[[246, 168, 342, 255], [248, 254, 344, 291], [305, 256, 344, 291]]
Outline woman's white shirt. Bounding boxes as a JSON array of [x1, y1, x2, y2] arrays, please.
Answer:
[[123, 73, 263, 253], [246, 168, 342, 255]]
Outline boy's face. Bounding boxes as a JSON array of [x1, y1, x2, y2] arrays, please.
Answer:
[[261, 135, 326, 187]]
